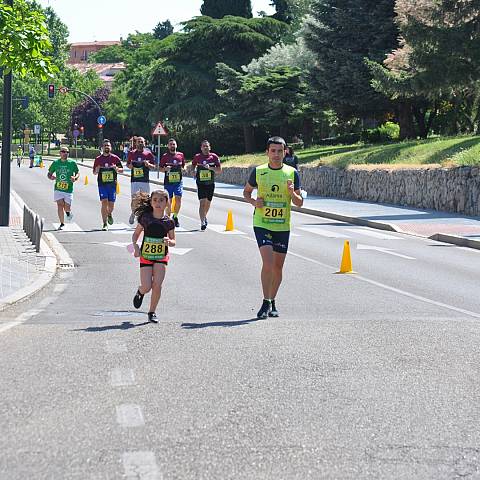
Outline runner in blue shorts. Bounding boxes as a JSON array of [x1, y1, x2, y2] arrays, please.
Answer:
[[93, 139, 123, 230], [159, 138, 186, 227]]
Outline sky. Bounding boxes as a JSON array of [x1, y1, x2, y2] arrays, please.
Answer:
[[38, 0, 276, 43]]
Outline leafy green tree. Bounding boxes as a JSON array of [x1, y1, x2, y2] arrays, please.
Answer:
[[303, 0, 399, 118], [214, 63, 305, 151], [0, 0, 57, 79], [126, 15, 287, 135], [153, 20, 174, 40], [200, 0, 252, 18]]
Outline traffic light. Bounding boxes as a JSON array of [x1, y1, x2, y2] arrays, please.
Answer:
[[80, 126, 84, 133], [98, 124, 103, 129], [48, 84, 55, 99]]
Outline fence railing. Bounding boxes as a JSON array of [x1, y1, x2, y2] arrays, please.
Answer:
[[23, 205, 44, 253]]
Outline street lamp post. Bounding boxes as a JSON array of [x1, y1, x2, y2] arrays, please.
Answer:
[[0, 0, 13, 226]]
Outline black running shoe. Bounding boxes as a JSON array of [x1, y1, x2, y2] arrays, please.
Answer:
[[268, 300, 279, 317], [133, 289, 144, 309], [173, 216, 179, 228], [57, 223, 64, 231], [148, 312, 158, 323], [201, 220, 207, 231], [256, 299, 271, 319]]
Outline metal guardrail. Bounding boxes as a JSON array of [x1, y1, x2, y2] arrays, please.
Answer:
[[23, 205, 44, 253]]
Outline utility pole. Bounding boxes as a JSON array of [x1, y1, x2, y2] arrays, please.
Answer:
[[0, 0, 14, 226]]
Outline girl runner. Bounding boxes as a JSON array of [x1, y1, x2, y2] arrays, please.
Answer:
[[131, 189, 176, 323]]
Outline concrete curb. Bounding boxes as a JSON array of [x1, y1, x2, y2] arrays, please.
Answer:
[[49, 158, 480, 251], [0, 192, 59, 312]]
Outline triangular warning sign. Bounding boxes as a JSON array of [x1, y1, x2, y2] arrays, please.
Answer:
[[152, 121, 168, 136]]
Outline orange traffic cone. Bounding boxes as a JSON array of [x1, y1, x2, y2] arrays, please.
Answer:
[[116, 182, 120, 194], [336, 240, 355, 274], [84, 175, 89, 185], [225, 210, 234, 231]]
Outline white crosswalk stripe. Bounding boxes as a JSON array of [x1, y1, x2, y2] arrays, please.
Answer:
[[298, 226, 347, 238], [345, 228, 403, 240], [52, 222, 84, 232], [206, 224, 246, 235]]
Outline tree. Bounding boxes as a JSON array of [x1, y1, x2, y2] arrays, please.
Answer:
[[200, 0, 252, 19], [214, 64, 306, 151], [42, 6, 69, 66], [0, 0, 57, 79], [303, 0, 399, 119], [153, 20, 173, 40], [126, 15, 287, 135]]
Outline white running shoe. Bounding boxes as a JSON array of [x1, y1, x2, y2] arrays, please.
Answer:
[[66, 211, 73, 222]]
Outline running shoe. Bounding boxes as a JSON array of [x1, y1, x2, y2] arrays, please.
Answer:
[[173, 216, 179, 228], [57, 223, 64, 231], [256, 299, 271, 319], [201, 220, 207, 231], [268, 300, 279, 317], [102, 222, 108, 231], [148, 312, 158, 323], [66, 211, 73, 222], [107, 214, 114, 225], [128, 212, 135, 225], [133, 289, 144, 309]]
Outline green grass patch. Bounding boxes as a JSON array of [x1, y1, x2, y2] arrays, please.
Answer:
[[221, 135, 480, 168]]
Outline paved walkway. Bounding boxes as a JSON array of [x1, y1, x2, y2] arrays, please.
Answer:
[[0, 192, 56, 311]]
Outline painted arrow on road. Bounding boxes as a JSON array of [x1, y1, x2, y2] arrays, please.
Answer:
[[356, 244, 415, 260], [104, 241, 192, 255]]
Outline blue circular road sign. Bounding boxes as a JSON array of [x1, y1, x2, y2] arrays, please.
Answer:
[[97, 115, 106, 125]]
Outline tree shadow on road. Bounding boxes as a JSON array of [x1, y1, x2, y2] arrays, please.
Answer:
[[73, 321, 150, 332], [181, 318, 262, 329]]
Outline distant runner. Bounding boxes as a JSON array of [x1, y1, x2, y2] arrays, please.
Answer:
[[131, 189, 176, 323], [192, 140, 222, 230], [159, 138, 185, 227], [93, 139, 123, 231], [16, 145, 23, 167], [243, 136, 303, 319], [127, 136, 156, 224], [47, 147, 79, 230]]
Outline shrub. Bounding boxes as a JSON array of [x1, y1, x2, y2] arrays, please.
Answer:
[[362, 122, 400, 143]]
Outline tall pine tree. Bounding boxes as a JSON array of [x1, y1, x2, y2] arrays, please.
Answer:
[[303, 0, 399, 119], [200, 0, 252, 18]]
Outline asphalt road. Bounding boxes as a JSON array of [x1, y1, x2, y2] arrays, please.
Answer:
[[1, 164, 480, 479]]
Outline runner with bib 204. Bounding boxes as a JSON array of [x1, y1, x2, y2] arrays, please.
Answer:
[[243, 136, 303, 319]]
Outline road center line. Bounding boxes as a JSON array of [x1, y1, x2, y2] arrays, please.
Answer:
[[116, 404, 145, 427], [122, 451, 160, 480], [110, 368, 136, 387]]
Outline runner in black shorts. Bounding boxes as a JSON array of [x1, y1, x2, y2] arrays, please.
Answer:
[[243, 136, 303, 319], [131, 189, 176, 323], [192, 140, 222, 230]]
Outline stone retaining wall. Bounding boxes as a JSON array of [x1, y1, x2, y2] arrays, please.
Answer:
[[207, 165, 480, 216]]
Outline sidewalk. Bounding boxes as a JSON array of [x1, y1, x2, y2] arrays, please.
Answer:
[[0, 192, 57, 312]]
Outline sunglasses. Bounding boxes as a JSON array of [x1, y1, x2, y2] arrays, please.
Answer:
[[60, 150, 69, 153]]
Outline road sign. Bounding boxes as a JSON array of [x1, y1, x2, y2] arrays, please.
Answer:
[[33, 124, 41, 134], [59, 86, 68, 94], [152, 121, 168, 136], [97, 115, 106, 125], [73, 129, 80, 138]]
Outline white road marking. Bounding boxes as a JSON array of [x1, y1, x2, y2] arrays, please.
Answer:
[[356, 244, 416, 260], [110, 368, 136, 387], [174, 226, 197, 234], [53, 283, 67, 294], [0, 309, 44, 334], [345, 228, 402, 240], [110, 223, 135, 234], [298, 226, 347, 238], [103, 241, 193, 255], [105, 340, 127, 353], [38, 297, 55, 308], [122, 451, 160, 480], [116, 404, 145, 427], [206, 224, 246, 235], [242, 235, 480, 320], [52, 222, 84, 232]]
